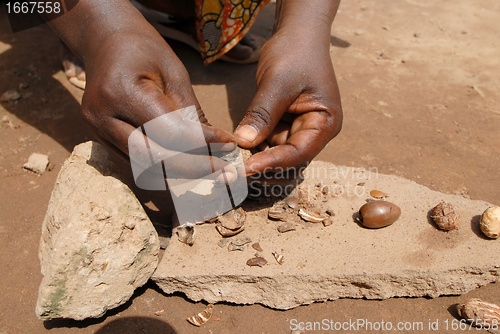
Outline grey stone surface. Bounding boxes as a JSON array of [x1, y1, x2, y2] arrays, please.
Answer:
[[36, 141, 160, 320], [153, 161, 500, 310]]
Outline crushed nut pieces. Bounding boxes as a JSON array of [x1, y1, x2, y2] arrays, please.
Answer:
[[298, 209, 325, 223], [187, 304, 214, 327]]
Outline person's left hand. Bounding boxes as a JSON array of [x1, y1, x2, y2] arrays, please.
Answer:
[[234, 29, 343, 182]]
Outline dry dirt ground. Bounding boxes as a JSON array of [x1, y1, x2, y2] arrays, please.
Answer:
[[1, 0, 499, 333]]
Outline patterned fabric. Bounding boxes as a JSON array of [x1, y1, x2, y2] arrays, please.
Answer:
[[195, 0, 270, 64]]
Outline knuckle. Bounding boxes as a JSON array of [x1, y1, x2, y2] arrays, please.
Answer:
[[330, 105, 343, 137], [247, 105, 273, 129], [321, 101, 343, 138], [80, 104, 96, 125]]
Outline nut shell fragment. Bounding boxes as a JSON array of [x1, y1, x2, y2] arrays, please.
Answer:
[[216, 224, 244, 237], [246, 257, 267, 267], [457, 298, 500, 327], [431, 201, 459, 231], [285, 196, 300, 210], [228, 237, 252, 251], [228, 243, 245, 251], [218, 238, 230, 248], [231, 236, 252, 246], [175, 225, 196, 245], [272, 252, 285, 265], [298, 209, 324, 223], [277, 223, 296, 233], [252, 242, 263, 252], [217, 207, 246, 230], [268, 203, 286, 220], [322, 218, 333, 227], [480, 206, 500, 239], [216, 207, 246, 237], [359, 201, 401, 229], [187, 304, 214, 327], [370, 190, 388, 199]]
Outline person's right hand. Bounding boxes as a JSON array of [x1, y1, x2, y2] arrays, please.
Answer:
[[79, 25, 238, 182]]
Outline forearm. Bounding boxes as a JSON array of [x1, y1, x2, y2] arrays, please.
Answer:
[[42, 0, 154, 63]]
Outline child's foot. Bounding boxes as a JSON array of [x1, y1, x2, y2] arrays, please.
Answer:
[[223, 34, 263, 63], [60, 42, 86, 89]]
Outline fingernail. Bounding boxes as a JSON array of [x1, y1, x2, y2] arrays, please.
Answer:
[[235, 125, 258, 144], [216, 165, 238, 183], [220, 142, 237, 151]]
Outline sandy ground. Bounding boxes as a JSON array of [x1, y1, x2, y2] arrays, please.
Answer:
[[1, 0, 499, 333]]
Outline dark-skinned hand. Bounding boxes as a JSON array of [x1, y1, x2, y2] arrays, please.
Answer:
[[80, 28, 238, 182], [234, 27, 343, 184]]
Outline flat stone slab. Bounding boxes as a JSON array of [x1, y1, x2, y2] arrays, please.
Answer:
[[153, 161, 500, 310]]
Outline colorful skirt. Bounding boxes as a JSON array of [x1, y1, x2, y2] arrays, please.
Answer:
[[195, 0, 270, 64]]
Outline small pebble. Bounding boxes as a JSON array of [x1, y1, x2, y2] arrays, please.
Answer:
[[0, 89, 21, 102], [154, 308, 165, 316]]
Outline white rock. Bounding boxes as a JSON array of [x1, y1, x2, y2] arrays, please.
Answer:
[[23, 153, 49, 175], [36, 141, 159, 320]]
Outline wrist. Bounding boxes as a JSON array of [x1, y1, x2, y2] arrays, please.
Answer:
[[47, 0, 153, 63], [272, 0, 340, 52], [273, 0, 339, 36]]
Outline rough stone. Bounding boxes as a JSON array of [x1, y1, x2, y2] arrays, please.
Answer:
[[153, 161, 500, 310], [36, 141, 160, 320], [0, 89, 21, 102], [23, 153, 49, 175]]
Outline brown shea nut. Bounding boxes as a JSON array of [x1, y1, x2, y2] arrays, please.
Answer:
[[359, 201, 401, 229], [431, 201, 459, 231], [480, 206, 500, 239], [456, 298, 500, 327]]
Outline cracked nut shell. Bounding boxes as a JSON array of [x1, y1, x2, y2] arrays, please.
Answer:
[[431, 201, 459, 231], [480, 206, 500, 239], [359, 200, 401, 228], [457, 298, 500, 327]]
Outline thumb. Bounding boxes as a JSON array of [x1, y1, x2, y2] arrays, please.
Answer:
[[234, 79, 294, 148]]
